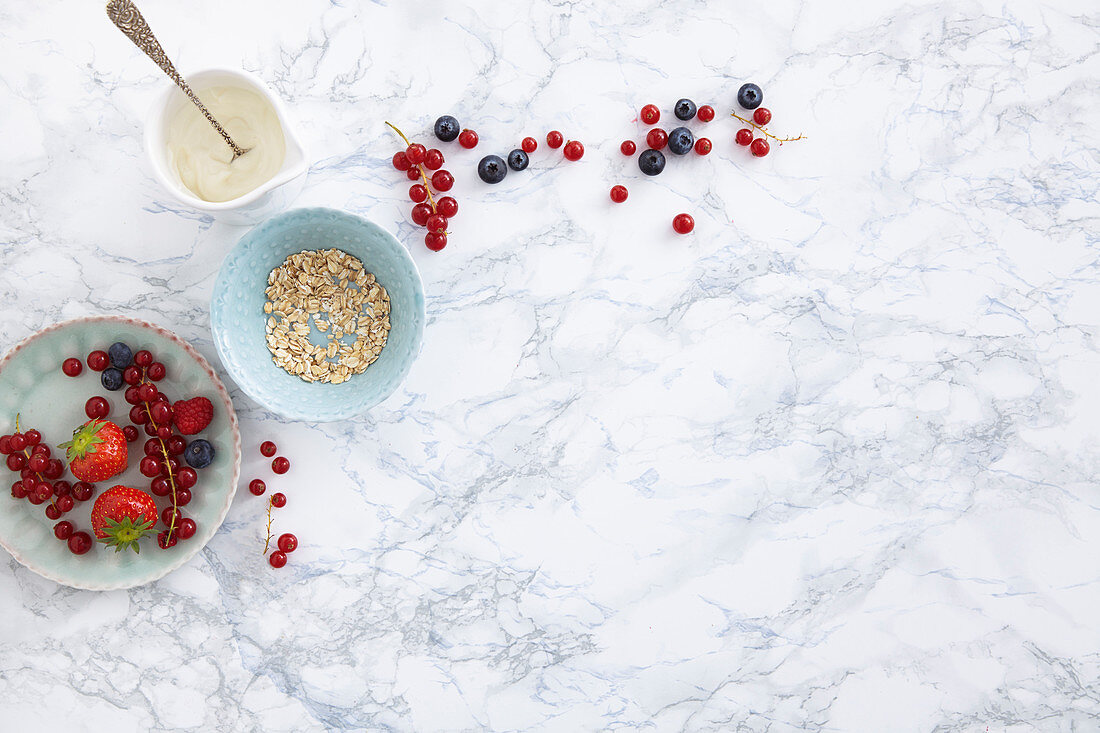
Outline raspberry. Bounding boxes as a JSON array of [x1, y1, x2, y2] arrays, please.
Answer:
[[172, 397, 213, 435]]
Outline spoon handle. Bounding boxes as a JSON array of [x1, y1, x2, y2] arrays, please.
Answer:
[[106, 0, 248, 160]]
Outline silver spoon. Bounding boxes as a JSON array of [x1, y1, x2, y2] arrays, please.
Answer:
[[106, 0, 251, 161]]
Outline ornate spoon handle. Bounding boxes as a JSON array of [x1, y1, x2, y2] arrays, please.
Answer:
[[106, 0, 249, 160]]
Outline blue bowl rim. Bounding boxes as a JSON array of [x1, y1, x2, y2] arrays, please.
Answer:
[[210, 207, 426, 422]]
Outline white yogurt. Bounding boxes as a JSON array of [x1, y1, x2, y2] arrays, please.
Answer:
[[166, 85, 286, 203]]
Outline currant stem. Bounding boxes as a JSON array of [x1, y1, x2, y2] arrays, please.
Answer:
[[384, 120, 439, 212], [262, 499, 274, 555], [728, 112, 806, 145], [141, 373, 178, 540]]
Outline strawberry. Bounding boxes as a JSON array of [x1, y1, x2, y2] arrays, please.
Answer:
[[173, 397, 213, 435], [59, 419, 128, 482], [90, 485, 158, 553]]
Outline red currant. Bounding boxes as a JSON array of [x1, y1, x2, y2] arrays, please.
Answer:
[[32, 444, 49, 456], [85, 396, 109, 419], [157, 531, 177, 549], [150, 477, 170, 496], [0, 436, 9, 454], [151, 402, 172, 425], [144, 438, 162, 457], [87, 350, 108, 371], [54, 521, 74, 540], [424, 148, 445, 170], [130, 405, 149, 424], [750, 138, 770, 157], [162, 506, 181, 526], [563, 141, 584, 161], [609, 185, 628, 203], [6, 454, 25, 471], [458, 129, 479, 149], [268, 550, 287, 568], [640, 104, 660, 125], [72, 482, 94, 502], [44, 459, 62, 480], [697, 105, 715, 122], [753, 107, 772, 125], [409, 184, 428, 203], [175, 487, 192, 506], [249, 478, 266, 496], [431, 170, 454, 192], [28, 454, 46, 472], [392, 151, 411, 171], [672, 213, 695, 234], [735, 128, 753, 146], [277, 533, 298, 553], [405, 144, 426, 164], [56, 495, 74, 512], [122, 425, 139, 442], [436, 196, 458, 218], [694, 138, 713, 155], [68, 531, 92, 555], [24, 429, 40, 446], [426, 214, 447, 233], [156, 425, 172, 440], [521, 137, 537, 153], [425, 232, 448, 251], [147, 362, 166, 381], [411, 203, 433, 227], [546, 130, 564, 149], [272, 457, 290, 474], [177, 467, 197, 489], [406, 168, 421, 181], [134, 350, 153, 367], [45, 504, 62, 520], [270, 492, 287, 508], [62, 358, 83, 377], [144, 423, 159, 436], [123, 366, 141, 385], [9, 434, 25, 451], [124, 386, 142, 405], [646, 129, 668, 150], [177, 518, 197, 540], [53, 480, 71, 497], [11, 481, 27, 499], [35, 482, 53, 502], [138, 383, 157, 402], [167, 436, 187, 455], [139, 456, 161, 478], [620, 140, 637, 156]]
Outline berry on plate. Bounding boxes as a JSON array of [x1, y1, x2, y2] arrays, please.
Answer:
[[62, 358, 83, 377], [90, 485, 158, 553], [101, 367, 124, 391], [184, 439, 215, 469], [173, 397, 213, 435], [108, 342, 133, 369], [60, 419, 128, 483]]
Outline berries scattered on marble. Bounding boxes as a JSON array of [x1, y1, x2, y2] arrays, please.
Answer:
[[277, 533, 298, 553], [620, 140, 636, 156], [563, 141, 584, 161], [272, 456, 290, 475], [478, 155, 508, 184], [521, 137, 537, 153], [667, 127, 694, 156], [269, 550, 287, 568], [640, 104, 660, 125], [546, 130, 564, 149], [751, 138, 770, 157], [433, 115, 460, 142], [260, 441, 277, 457], [673, 213, 695, 234], [753, 108, 772, 126], [697, 105, 715, 122], [458, 129, 479, 149], [610, 185, 628, 203], [270, 492, 286, 508], [737, 83, 763, 110], [694, 138, 712, 155], [646, 128, 668, 151], [638, 149, 666, 176], [730, 84, 804, 154], [507, 149, 529, 172], [735, 128, 753, 146], [674, 98, 697, 121]]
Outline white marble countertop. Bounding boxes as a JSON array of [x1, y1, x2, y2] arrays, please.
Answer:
[[2, 0, 1099, 730]]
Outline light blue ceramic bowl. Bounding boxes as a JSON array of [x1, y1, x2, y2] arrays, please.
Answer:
[[211, 208, 425, 421]]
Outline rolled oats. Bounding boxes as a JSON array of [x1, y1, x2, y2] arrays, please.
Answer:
[[264, 248, 391, 384]]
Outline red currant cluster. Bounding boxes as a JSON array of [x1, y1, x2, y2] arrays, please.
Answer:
[[730, 82, 805, 157], [249, 440, 297, 568], [388, 122, 458, 252], [1, 417, 95, 555], [89, 346, 207, 548]]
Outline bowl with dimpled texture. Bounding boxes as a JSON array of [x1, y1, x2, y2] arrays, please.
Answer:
[[210, 208, 425, 422]]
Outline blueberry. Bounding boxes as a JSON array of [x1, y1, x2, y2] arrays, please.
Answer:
[[477, 155, 508, 184], [507, 149, 529, 171], [667, 127, 694, 156], [184, 439, 215, 469], [100, 367, 124, 391], [737, 83, 763, 110], [108, 342, 132, 369], [638, 149, 666, 176], [674, 98, 697, 120], [434, 115, 460, 142]]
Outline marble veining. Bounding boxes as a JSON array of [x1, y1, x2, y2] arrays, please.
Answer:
[[1, 0, 1099, 730]]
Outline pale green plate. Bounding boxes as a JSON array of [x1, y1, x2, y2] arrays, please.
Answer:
[[0, 316, 241, 590]]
